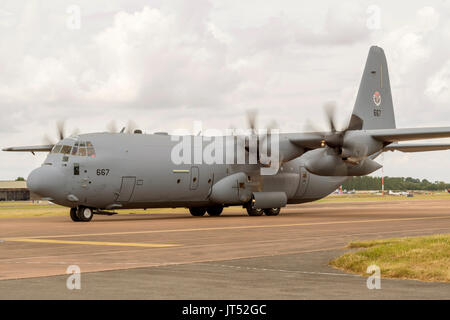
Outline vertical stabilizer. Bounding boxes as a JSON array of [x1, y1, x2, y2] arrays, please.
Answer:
[[349, 46, 396, 130]]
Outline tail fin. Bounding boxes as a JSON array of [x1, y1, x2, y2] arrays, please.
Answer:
[[349, 46, 396, 130]]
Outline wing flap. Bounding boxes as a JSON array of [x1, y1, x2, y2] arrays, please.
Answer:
[[3, 145, 54, 152], [384, 142, 450, 153], [368, 127, 450, 142]]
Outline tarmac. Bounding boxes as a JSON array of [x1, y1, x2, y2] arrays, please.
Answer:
[[1, 199, 449, 299]]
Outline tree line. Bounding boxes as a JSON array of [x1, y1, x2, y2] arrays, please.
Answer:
[[343, 176, 450, 191]]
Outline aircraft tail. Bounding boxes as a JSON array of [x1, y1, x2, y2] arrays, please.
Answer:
[[349, 46, 396, 130]]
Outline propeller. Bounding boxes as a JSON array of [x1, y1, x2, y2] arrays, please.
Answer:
[[237, 110, 279, 164], [233, 110, 280, 191], [304, 102, 348, 151], [43, 120, 79, 145], [303, 102, 381, 176]]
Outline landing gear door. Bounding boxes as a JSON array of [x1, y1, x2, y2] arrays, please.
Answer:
[[116, 176, 136, 202], [296, 166, 310, 197]]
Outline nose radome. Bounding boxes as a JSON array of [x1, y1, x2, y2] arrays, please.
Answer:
[[26, 168, 41, 194], [27, 166, 63, 198]]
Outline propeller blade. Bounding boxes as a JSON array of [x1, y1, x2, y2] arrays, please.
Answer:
[[246, 110, 257, 135], [71, 128, 80, 136], [126, 120, 138, 134], [43, 134, 55, 146], [324, 101, 337, 133], [56, 120, 65, 140], [107, 121, 118, 133]]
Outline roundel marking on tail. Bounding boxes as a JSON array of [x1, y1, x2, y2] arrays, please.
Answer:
[[373, 91, 381, 106]]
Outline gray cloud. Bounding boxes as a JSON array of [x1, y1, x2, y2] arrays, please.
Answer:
[[0, 0, 449, 182]]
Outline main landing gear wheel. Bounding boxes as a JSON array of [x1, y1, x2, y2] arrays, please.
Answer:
[[264, 208, 281, 216], [70, 207, 80, 222], [246, 203, 264, 216], [189, 207, 206, 216], [76, 206, 94, 222], [207, 206, 223, 216]]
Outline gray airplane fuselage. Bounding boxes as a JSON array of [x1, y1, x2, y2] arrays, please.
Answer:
[[27, 132, 346, 210]]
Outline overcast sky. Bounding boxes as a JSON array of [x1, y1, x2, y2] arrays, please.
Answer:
[[0, 0, 449, 182]]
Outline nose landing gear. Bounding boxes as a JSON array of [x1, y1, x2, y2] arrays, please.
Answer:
[[70, 206, 94, 222]]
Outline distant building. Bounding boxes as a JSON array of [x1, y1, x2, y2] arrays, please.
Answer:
[[0, 181, 30, 201]]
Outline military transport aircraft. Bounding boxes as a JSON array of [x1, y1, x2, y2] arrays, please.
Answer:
[[4, 46, 450, 222]]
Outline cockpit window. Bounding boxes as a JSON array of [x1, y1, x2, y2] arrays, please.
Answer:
[[78, 147, 86, 156], [52, 145, 62, 153], [87, 147, 95, 157], [51, 141, 95, 157], [60, 145, 72, 154]]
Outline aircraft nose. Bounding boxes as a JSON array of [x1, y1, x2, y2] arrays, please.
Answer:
[[27, 166, 64, 198]]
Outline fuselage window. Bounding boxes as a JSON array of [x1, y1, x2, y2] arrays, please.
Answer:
[[71, 146, 78, 155], [61, 145, 72, 154], [79, 147, 87, 156]]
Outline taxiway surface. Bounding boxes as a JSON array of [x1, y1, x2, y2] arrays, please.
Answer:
[[1, 200, 449, 299]]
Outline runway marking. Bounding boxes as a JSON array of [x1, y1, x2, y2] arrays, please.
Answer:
[[5, 238, 180, 248], [5, 215, 450, 240], [199, 263, 362, 278]]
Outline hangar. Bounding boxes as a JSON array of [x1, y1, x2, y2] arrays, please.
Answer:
[[0, 181, 30, 201]]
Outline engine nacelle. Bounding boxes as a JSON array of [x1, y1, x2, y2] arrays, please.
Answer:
[[342, 131, 384, 160], [305, 148, 382, 176], [305, 148, 347, 176], [251, 192, 287, 209]]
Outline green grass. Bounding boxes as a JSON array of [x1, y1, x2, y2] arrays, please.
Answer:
[[330, 234, 450, 282]]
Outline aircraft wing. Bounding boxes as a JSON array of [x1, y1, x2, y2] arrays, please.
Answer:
[[384, 142, 450, 153], [2, 145, 54, 153], [367, 127, 450, 142]]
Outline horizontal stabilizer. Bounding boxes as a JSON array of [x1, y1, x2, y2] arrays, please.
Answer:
[[384, 142, 450, 153], [2, 145, 54, 153], [368, 127, 450, 142]]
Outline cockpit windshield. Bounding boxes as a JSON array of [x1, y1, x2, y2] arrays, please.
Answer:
[[51, 141, 96, 157]]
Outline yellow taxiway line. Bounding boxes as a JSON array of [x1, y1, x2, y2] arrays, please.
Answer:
[[5, 238, 180, 248]]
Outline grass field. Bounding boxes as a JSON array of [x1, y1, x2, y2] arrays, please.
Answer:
[[330, 234, 450, 282], [0, 192, 449, 218]]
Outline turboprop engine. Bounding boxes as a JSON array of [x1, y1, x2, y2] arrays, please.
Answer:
[[302, 103, 384, 176], [304, 147, 382, 176]]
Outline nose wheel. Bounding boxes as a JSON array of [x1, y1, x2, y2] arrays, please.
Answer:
[[70, 206, 94, 222]]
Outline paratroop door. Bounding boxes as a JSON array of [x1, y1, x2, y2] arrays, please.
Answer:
[[116, 176, 136, 202]]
